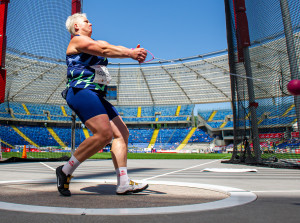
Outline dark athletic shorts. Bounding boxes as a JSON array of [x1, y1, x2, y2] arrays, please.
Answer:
[[66, 87, 119, 124]]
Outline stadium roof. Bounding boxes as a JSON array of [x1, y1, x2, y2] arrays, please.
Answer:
[[4, 49, 232, 106], [4, 33, 294, 106]]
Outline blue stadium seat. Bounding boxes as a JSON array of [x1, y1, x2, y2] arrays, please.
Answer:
[[128, 128, 154, 148], [207, 122, 222, 128], [0, 124, 29, 146], [260, 117, 296, 126], [155, 106, 177, 116], [213, 109, 232, 120], [0, 102, 9, 113], [14, 114, 48, 121], [52, 127, 72, 147], [158, 116, 188, 121], [141, 106, 155, 116], [198, 111, 212, 121], [179, 105, 194, 116], [19, 125, 58, 147], [0, 113, 12, 118], [189, 128, 213, 143], [154, 128, 190, 150], [8, 102, 26, 114]]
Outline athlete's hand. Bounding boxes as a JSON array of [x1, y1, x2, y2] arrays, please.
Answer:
[[131, 44, 147, 63]]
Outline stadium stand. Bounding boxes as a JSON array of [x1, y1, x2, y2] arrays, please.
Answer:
[[116, 106, 137, 117], [140, 106, 155, 117], [212, 109, 233, 121], [123, 117, 156, 122], [0, 124, 29, 146], [188, 128, 213, 143], [0, 113, 12, 119], [198, 105, 296, 130], [198, 111, 212, 121], [128, 128, 154, 149], [51, 127, 71, 147], [277, 138, 300, 149], [179, 105, 194, 116], [2, 101, 297, 158], [155, 106, 178, 116], [19, 125, 58, 147], [158, 116, 188, 122], [6, 102, 26, 114], [0, 124, 214, 151], [207, 121, 223, 129], [260, 117, 296, 126], [154, 128, 191, 150], [0, 102, 193, 123]]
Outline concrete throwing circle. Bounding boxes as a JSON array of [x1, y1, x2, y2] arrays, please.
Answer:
[[0, 179, 257, 215]]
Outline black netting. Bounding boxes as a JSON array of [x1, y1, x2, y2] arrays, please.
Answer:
[[227, 0, 300, 168], [0, 0, 73, 159]]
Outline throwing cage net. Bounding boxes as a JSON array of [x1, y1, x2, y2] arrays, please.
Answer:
[[0, 0, 233, 161], [225, 0, 300, 168], [0, 0, 74, 160], [1, 0, 299, 168]]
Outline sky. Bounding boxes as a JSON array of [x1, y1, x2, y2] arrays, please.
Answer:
[[82, 0, 231, 112], [83, 0, 228, 63]]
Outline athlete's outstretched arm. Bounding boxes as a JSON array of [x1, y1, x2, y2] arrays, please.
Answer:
[[71, 35, 147, 63]]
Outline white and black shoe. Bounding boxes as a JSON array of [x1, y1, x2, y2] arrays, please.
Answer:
[[116, 180, 148, 195]]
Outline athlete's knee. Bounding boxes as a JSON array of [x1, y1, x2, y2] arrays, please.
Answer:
[[94, 129, 113, 145], [115, 127, 129, 144], [103, 129, 113, 144], [123, 127, 129, 141]]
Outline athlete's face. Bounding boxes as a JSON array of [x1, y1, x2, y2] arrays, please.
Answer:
[[75, 17, 92, 36]]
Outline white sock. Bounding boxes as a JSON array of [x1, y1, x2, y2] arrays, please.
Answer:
[[62, 156, 81, 175], [116, 167, 129, 186]]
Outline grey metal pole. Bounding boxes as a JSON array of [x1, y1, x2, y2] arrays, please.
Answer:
[[280, 0, 300, 132], [224, 0, 239, 161], [243, 47, 261, 163], [71, 111, 76, 155]]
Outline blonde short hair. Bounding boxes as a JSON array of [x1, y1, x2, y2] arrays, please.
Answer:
[[65, 13, 87, 35]]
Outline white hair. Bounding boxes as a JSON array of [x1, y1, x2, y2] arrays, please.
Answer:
[[65, 13, 87, 35]]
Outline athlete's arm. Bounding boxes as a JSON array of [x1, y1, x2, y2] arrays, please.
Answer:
[[71, 35, 147, 63]]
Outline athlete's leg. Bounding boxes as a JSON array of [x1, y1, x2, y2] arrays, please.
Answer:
[[56, 88, 113, 196], [97, 98, 128, 168], [110, 116, 148, 195], [56, 114, 113, 196], [110, 116, 129, 169], [74, 114, 113, 162], [65, 88, 115, 163]]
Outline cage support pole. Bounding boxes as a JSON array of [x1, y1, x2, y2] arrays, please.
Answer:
[[0, 0, 9, 104], [233, 0, 261, 163], [224, 0, 238, 160], [280, 0, 300, 132], [243, 47, 261, 163]]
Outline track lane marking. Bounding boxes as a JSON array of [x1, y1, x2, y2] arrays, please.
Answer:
[[142, 159, 220, 181]]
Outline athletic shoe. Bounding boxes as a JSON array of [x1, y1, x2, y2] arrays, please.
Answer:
[[116, 180, 149, 195], [56, 165, 73, 196]]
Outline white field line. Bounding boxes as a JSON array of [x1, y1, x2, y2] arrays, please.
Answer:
[[40, 162, 55, 171], [142, 159, 220, 181], [252, 190, 300, 193]]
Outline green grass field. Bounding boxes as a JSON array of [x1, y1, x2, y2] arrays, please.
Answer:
[[1, 152, 232, 160], [261, 153, 300, 159], [1, 152, 71, 159], [91, 153, 232, 159], [2, 152, 300, 160]]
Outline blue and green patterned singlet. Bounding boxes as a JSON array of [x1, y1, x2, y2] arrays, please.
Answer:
[[66, 51, 108, 91]]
